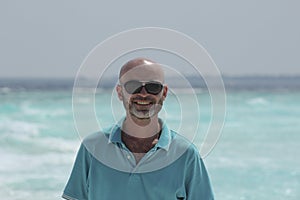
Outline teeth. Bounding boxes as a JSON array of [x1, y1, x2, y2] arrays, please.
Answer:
[[136, 101, 150, 105]]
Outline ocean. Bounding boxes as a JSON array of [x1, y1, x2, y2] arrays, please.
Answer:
[[0, 77, 299, 199]]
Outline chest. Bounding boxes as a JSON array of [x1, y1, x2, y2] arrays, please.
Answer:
[[87, 158, 187, 199]]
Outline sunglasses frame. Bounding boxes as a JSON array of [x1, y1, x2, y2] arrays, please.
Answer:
[[120, 80, 164, 95]]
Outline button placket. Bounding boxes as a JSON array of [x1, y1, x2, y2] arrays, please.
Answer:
[[118, 143, 137, 168], [131, 148, 158, 173]]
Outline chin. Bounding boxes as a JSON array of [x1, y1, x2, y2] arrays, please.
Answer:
[[130, 109, 155, 119], [131, 112, 151, 119]]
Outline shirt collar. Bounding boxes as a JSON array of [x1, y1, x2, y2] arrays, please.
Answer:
[[107, 118, 172, 151]]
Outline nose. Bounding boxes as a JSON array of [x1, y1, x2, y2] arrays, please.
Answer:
[[139, 86, 148, 95]]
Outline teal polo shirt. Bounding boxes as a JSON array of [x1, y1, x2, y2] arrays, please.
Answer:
[[62, 120, 214, 200]]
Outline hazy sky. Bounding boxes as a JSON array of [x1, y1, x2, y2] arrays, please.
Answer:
[[1, 0, 299, 78]]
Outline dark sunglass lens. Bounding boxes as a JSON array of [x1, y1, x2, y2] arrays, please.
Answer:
[[124, 81, 142, 94], [145, 83, 163, 94]]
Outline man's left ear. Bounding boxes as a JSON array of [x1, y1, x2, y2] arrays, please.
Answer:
[[162, 85, 168, 100]]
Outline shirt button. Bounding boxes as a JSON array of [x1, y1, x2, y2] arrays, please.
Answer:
[[127, 155, 131, 159]]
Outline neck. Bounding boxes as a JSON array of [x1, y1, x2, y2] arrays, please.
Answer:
[[122, 115, 161, 138]]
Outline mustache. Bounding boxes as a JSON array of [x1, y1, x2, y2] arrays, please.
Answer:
[[130, 95, 156, 102]]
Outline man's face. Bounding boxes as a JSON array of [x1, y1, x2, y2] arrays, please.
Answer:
[[117, 64, 167, 120]]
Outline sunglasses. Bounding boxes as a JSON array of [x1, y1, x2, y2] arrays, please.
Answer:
[[122, 80, 163, 95]]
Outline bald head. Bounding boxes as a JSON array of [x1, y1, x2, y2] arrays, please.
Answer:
[[119, 58, 158, 79]]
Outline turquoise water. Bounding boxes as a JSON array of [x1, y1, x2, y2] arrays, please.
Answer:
[[207, 91, 300, 199], [0, 88, 299, 199]]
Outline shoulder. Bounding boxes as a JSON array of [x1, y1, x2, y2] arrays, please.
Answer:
[[166, 130, 203, 166], [83, 131, 109, 144], [81, 131, 110, 154], [171, 130, 201, 155]]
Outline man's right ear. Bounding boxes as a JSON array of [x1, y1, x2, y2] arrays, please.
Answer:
[[116, 85, 123, 100]]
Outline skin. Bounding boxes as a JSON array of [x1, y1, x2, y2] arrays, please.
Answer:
[[116, 58, 168, 138]]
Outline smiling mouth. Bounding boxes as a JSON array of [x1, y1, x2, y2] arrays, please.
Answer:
[[133, 100, 153, 106]]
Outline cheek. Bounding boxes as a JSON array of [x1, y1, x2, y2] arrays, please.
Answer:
[[117, 88, 129, 102], [123, 93, 132, 104], [158, 93, 165, 101]]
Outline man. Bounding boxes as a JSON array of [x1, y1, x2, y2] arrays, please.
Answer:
[[62, 58, 214, 200]]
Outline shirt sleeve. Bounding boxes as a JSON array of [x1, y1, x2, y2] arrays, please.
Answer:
[[62, 144, 91, 200], [186, 147, 214, 200]]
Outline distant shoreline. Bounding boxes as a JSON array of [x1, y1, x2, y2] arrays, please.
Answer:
[[1, 75, 300, 91]]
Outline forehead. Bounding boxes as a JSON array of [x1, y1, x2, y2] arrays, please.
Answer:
[[120, 64, 164, 83]]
